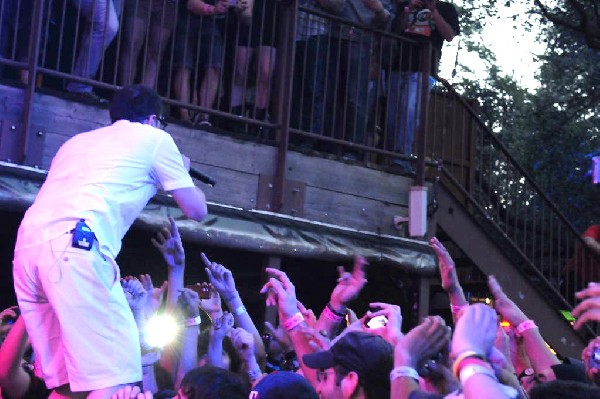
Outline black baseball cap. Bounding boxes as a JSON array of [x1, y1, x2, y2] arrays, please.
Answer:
[[109, 84, 163, 123], [303, 331, 393, 388]]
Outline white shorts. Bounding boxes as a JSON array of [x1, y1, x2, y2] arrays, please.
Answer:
[[13, 233, 142, 391]]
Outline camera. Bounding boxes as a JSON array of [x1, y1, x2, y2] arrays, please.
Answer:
[[187, 282, 212, 299], [365, 315, 388, 329]]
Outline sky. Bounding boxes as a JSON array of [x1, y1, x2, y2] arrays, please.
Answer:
[[438, 1, 548, 91]]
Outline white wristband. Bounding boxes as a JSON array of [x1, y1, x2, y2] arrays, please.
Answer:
[[184, 315, 202, 327], [390, 366, 419, 382], [233, 304, 247, 316], [459, 364, 496, 385]]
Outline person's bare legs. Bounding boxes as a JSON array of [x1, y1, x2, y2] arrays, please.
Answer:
[[230, 46, 252, 109], [118, 12, 147, 86], [254, 45, 276, 110], [142, 25, 173, 88], [199, 67, 220, 111], [173, 67, 192, 121]]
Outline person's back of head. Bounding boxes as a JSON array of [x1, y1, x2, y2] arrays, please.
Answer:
[[529, 380, 600, 399], [109, 84, 163, 123], [179, 366, 249, 399]]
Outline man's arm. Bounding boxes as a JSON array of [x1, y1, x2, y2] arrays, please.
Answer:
[[171, 186, 207, 222]]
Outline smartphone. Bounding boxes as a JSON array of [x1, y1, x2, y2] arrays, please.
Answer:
[[186, 283, 212, 299], [366, 315, 388, 329]]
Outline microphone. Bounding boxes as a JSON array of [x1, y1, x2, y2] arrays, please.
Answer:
[[189, 167, 216, 187]]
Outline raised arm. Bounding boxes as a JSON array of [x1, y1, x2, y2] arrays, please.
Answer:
[[0, 315, 34, 399], [202, 253, 266, 362], [315, 256, 367, 339], [489, 275, 560, 377], [151, 217, 186, 311], [430, 237, 468, 322]]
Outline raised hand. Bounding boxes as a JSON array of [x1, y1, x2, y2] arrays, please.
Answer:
[[177, 288, 201, 319], [201, 253, 238, 301], [451, 304, 497, 358], [0, 306, 19, 323], [365, 302, 403, 345], [260, 268, 300, 320], [194, 282, 223, 321], [297, 301, 317, 329], [211, 312, 235, 341], [151, 217, 185, 269], [214, 0, 230, 13], [139, 274, 166, 317], [430, 237, 460, 293], [488, 275, 528, 327], [329, 256, 368, 311], [121, 277, 148, 313], [573, 282, 600, 330], [395, 316, 450, 368], [230, 327, 255, 360]]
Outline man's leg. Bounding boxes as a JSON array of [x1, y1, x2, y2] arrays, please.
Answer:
[[67, 0, 120, 93]]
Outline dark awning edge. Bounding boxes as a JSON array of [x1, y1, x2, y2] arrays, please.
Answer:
[[0, 161, 437, 274]]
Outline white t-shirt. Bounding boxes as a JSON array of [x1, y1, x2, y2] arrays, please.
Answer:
[[15, 120, 194, 259]]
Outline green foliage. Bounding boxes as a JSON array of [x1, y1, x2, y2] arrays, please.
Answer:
[[453, 0, 600, 230]]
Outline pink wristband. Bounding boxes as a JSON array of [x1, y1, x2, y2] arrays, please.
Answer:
[[323, 305, 345, 322], [283, 312, 305, 331], [515, 319, 537, 336]]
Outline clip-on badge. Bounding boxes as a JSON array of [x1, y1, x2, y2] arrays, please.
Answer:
[[71, 219, 95, 250]]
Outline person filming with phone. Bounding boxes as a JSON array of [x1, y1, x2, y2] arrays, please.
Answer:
[[12, 84, 207, 399]]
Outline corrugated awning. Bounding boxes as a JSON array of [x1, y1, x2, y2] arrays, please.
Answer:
[[0, 161, 437, 274]]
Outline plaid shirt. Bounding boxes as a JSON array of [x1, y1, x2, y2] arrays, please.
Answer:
[[296, 0, 329, 41]]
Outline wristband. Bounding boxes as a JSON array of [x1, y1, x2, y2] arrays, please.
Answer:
[[327, 303, 346, 317], [450, 304, 467, 314], [451, 351, 485, 377], [459, 364, 497, 385], [283, 312, 305, 331], [389, 366, 419, 382], [184, 315, 202, 327], [323, 305, 345, 322], [515, 320, 537, 336], [233, 304, 247, 316]]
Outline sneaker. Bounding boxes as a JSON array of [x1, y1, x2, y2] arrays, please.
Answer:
[[68, 90, 108, 104]]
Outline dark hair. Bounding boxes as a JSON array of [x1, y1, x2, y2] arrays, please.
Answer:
[[179, 366, 249, 399], [529, 380, 600, 399], [109, 84, 163, 123]]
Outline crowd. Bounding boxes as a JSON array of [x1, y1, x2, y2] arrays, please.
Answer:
[[4, 219, 600, 398], [0, 0, 458, 167]]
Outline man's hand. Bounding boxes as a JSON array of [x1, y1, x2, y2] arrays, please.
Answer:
[[573, 282, 600, 330], [364, 302, 403, 345], [488, 275, 528, 327], [0, 305, 19, 324], [236, 0, 250, 12], [329, 256, 367, 312], [395, 316, 450, 368], [451, 304, 497, 357], [582, 336, 600, 384], [214, 0, 229, 13], [430, 237, 460, 293], [231, 327, 255, 361], [211, 312, 235, 341], [151, 217, 185, 269], [260, 268, 300, 320], [122, 277, 148, 312], [177, 288, 201, 319], [140, 274, 166, 317], [194, 282, 223, 321], [297, 301, 317, 329], [201, 253, 238, 301]]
